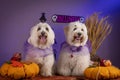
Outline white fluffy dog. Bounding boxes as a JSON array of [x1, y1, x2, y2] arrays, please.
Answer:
[[25, 22, 55, 76], [57, 21, 90, 76]]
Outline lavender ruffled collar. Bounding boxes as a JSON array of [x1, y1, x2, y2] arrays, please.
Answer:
[[24, 41, 53, 57], [61, 41, 88, 53]]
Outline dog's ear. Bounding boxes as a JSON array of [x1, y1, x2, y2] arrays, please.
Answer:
[[28, 37, 31, 44], [28, 35, 38, 47], [64, 26, 69, 37]]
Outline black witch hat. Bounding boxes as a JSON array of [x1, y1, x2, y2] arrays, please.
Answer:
[[39, 13, 47, 23]]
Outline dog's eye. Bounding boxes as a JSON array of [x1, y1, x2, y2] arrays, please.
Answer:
[[81, 28, 84, 31], [74, 25, 77, 27], [73, 28, 77, 31], [37, 27, 41, 31], [46, 27, 49, 31]]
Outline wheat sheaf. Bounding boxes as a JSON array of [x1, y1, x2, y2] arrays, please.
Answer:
[[85, 13, 112, 61]]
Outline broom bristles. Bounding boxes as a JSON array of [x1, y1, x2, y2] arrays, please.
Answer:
[[85, 13, 112, 59]]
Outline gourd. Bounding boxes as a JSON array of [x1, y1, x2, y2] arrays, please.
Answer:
[[0, 61, 39, 79], [84, 66, 120, 80]]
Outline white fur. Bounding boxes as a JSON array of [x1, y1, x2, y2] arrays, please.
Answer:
[[26, 22, 55, 76], [67, 21, 88, 47], [57, 21, 90, 76], [28, 22, 55, 49]]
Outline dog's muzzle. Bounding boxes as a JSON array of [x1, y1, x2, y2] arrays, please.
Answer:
[[72, 32, 84, 43], [38, 31, 47, 44]]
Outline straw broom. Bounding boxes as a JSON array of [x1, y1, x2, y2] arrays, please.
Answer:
[[85, 13, 112, 61]]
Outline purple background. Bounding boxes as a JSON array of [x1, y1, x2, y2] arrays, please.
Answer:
[[0, 0, 120, 67]]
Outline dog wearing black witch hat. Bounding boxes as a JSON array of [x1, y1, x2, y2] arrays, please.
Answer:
[[25, 13, 55, 76]]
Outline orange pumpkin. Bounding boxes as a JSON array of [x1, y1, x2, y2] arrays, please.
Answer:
[[84, 66, 120, 80], [0, 62, 39, 79]]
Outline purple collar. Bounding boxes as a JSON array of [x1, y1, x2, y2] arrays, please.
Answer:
[[24, 41, 53, 57], [61, 42, 84, 53], [70, 46, 82, 52]]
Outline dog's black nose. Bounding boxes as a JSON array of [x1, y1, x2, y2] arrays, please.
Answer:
[[77, 33, 81, 36], [41, 31, 45, 36]]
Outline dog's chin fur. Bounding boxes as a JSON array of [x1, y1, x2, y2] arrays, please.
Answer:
[[26, 22, 55, 76], [67, 34, 88, 47], [57, 21, 90, 76]]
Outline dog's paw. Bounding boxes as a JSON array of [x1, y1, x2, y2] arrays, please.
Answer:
[[57, 68, 71, 76], [41, 72, 52, 77]]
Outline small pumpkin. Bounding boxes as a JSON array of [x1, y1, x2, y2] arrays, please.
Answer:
[[0, 62, 39, 79], [7, 64, 25, 79], [23, 62, 39, 78], [84, 66, 120, 80]]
